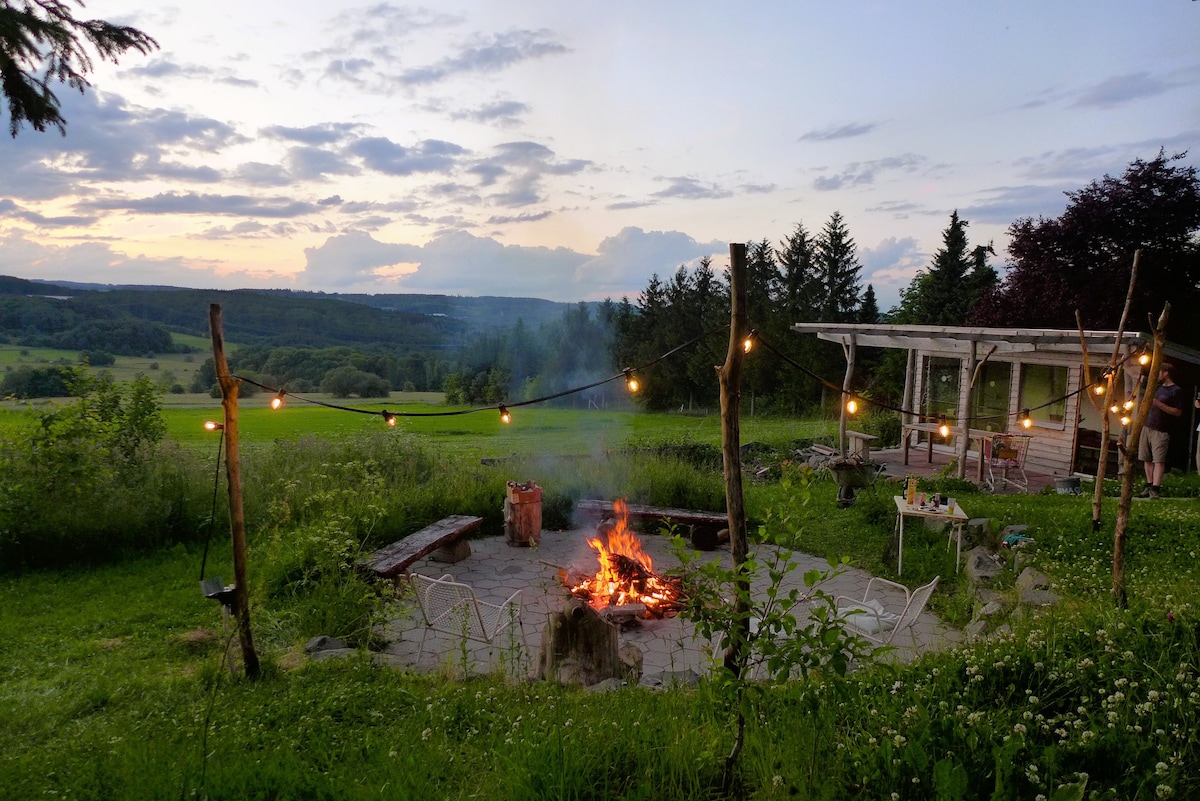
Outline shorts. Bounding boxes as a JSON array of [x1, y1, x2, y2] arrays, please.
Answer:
[[1139, 428, 1170, 464]]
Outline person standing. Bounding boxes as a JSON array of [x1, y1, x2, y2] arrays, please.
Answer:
[[1137, 362, 1186, 499]]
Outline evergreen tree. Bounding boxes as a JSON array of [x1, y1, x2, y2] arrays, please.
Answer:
[[858, 284, 880, 324], [815, 212, 862, 322], [778, 222, 821, 322], [920, 210, 974, 324]]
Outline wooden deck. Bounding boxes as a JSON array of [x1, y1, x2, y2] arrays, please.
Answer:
[[867, 445, 1061, 494]]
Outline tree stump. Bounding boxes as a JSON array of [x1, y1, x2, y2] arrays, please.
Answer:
[[537, 597, 620, 686]]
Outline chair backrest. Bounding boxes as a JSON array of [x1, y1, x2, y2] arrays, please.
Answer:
[[886, 575, 939, 645], [411, 573, 488, 642]]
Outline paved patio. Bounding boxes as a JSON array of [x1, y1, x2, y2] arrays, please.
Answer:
[[380, 527, 964, 684]]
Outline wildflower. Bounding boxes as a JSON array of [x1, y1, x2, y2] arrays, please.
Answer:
[[1156, 785, 1173, 798], [1013, 723, 1027, 735], [1156, 762, 1169, 776], [421, 728, 432, 741], [772, 776, 783, 787]]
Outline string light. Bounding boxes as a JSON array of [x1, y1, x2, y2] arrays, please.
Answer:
[[846, 397, 858, 415], [382, 411, 397, 427], [1109, 401, 1120, 415], [1123, 399, 1134, 411], [1138, 349, 1151, 366], [742, 329, 757, 354], [498, 404, 511, 424], [1093, 383, 1106, 396], [623, 368, 640, 393], [938, 414, 950, 438], [1120, 414, 1131, 427], [1021, 409, 1033, 429], [204, 420, 223, 431], [270, 390, 286, 410]]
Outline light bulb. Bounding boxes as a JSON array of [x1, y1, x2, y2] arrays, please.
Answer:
[[499, 405, 511, 424], [623, 368, 639, 393], [1120, 415, 1131, 427], [1021, 409, 1033, 429], [271, 390, 286, 410], [1138, 351, 1151, 366], [1093, 384, 1105, 395], [938, 415, 949, 438], [383, 412, 397, 427], [742, 337, 754, 354], [1123, 399, 1134, 411], [846, 398, 858, 415], [204, 420, 223, 431]]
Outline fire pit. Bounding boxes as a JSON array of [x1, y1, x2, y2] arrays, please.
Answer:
[[564, 499, 683, 621]]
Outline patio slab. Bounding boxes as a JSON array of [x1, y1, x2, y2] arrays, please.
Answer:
[[380, 528, 964, 683]]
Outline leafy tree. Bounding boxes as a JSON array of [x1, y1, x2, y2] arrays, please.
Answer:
[[1, 0, 158, 136], [320, 366, 390, 399], [973, 151, 1200, 344], [0, 363, 71, 397]]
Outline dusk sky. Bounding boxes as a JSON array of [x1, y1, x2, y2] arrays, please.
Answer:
[[1, 1, 1197, 309]]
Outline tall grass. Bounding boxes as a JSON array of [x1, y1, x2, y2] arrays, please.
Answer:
[[2, 415, 1199, 798]]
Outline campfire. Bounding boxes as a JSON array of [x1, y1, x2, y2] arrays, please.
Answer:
[[566, 499, 683, 620]]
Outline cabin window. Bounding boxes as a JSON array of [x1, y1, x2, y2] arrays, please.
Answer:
[[971, 361, 1012, 432], [922, 356, 960, 419], [1019, 364, 1068, 426]]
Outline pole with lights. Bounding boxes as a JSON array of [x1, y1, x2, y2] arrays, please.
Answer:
[[208, 304, 260, 678]]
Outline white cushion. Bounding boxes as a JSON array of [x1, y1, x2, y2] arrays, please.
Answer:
[[839, 598, 898, 635]]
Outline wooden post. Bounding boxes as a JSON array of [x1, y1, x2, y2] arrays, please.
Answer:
[[717, 243, 749, 668], [838, 335, 856, 457], [955, 339, 977, 479], [209, 304, 261, 678]]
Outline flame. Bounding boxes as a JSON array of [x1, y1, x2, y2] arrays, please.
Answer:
[[569, 499, 681, 616]]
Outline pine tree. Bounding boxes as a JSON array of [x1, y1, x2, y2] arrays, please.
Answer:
[[815, 212, 862, 322], [778, 222, 821, 322], [858, 284, 880, 324]]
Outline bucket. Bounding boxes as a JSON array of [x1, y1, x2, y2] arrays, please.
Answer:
[[1054, 476, 1082, 495], [504, 480, 542, 546]]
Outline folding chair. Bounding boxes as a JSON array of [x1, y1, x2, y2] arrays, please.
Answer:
[[408, 573, 527, 664], [983, 434, 1030, 493]]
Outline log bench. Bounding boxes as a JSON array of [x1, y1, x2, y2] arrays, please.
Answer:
[[575, 499, 728, 533], [360, 515, 483, 579]]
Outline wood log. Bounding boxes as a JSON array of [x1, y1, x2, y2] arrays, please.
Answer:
[[537, 597, 621, 686]]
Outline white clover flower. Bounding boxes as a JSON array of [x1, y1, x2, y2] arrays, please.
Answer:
[[421, 728, 432, 740], [1157, 761, 1170, 775], [1156, 784, 1173, 799], [772, 775, 783, 787], [1013, 723, 1027, 735]]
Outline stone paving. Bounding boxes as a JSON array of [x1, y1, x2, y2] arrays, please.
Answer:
[[379, 527, 964, 684]]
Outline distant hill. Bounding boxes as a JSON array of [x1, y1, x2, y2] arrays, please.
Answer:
[[3, 277, 591, 351]]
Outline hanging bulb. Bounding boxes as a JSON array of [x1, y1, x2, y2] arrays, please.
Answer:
[[1138, 349, 1151, 366], [382, 411, 397, 427], [499, 404, 511, 424], [846, 397, 858, 415], [742, 329, 756, 354], [1021, 409, 1033, 429], [1109, 401, 1120, 415], [271, 390, 286, 410], [1123, 399, 1134, 411], [1120, 414, 1131, 427], [623, 368, 639, 393], [938, 415, 950, 438], [1093, 383, 1106, 396], [204, 420, 223, 431]]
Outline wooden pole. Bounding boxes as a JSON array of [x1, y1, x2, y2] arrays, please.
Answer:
[[717, 243, 749, 663], [838, 335, 856, 457], [209, 304, 261, 678], [955, 340, 977, 479]]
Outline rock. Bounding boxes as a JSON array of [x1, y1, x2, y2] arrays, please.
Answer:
[[1019, 587, 1060, 607], [586, 678, 627, 693], [1016, 567, 1051, 591], [641, 669, 700, 689], [309, 648, 357, 662], [305, 635, 347, 654], [619, 643, 644, 683], [964, 547, 1004, 586], [964, 619, 990, 641]]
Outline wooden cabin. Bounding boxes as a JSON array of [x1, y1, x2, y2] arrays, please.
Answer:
[[792, 323, 1200, 478]]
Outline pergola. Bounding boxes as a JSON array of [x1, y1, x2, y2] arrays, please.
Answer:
[[792, 323, 1200, 479]]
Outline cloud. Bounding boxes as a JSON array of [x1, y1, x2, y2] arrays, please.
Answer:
[[469, 141, 592, 207], [285, 146, 360, 180], [486, 210, 552, 224], [960, 184, 1073, 225], [812, 154, 925, 191], [573, 227, 727, 295], [859, 236, 927, 310], [0, 229, 214, 286], [125, 57, 260, 88], [0, 199, 96, 227], [798, 122, 879, 142], [400, 29, 569, 85], [348, 137, 467, 176], [1072, 72, 1174, 109], [262, 123, 363, 145], [652, 177, 732, 201], [449, 99, 531, 127], [77, 192, 322, 218]]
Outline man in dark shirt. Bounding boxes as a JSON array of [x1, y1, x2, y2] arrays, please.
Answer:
[[1137, 362, 1185, 499]]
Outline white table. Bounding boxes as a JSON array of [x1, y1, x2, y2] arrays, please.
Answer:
[[892, 496, 968, 576]]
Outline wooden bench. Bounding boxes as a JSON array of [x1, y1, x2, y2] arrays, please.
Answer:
[[360, 515, 483, 579], [845, 430, 879, 460], [576, 499, 728, 530]]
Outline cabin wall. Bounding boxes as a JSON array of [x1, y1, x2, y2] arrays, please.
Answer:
[[914, 349, 1085, 477]]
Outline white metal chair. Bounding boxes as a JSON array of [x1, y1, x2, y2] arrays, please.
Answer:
[[983, 434, 1030, 493], [408, 573, 526, 663], [835, 575, 940, 649]]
